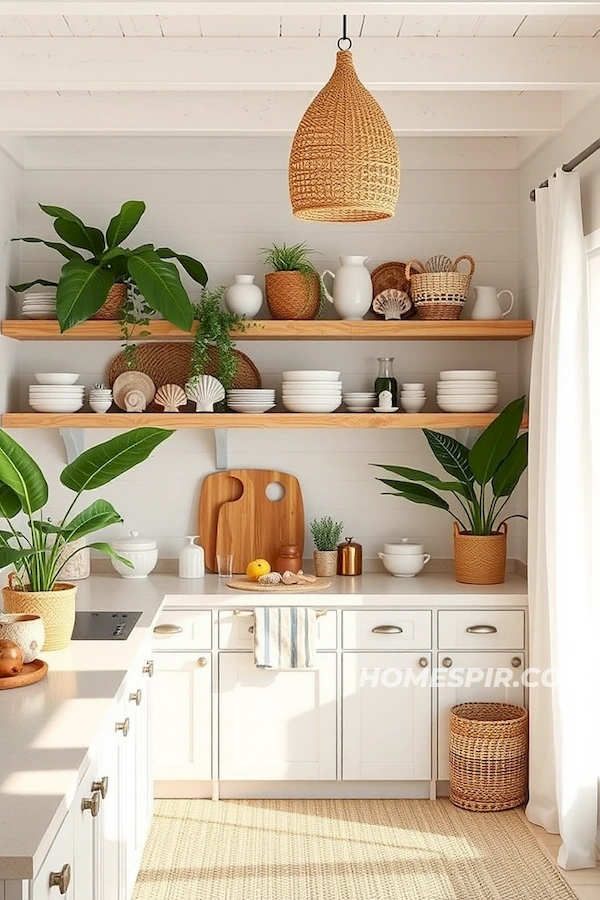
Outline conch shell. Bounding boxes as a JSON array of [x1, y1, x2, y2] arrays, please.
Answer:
[[155, 383, 187, 413]]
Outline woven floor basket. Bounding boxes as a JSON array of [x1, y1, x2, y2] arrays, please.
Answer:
[[453, 522, 507, 584], [449, 702, 528, 811], [92, 282, 127, 320], [265, 271, 320, 320], [405, 255, 475, 320], [289, 51, 399, 222], [2, 578, 77, 651]]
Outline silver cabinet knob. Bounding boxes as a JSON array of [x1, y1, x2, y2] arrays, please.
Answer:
[[81, 791, 101, 818], [91, 776, 108, 799], [197, 657, 208, 667], [418, 657, 429, 668], [115, 717, 130, 737], [153, 624, 183, 635], [142, 660, 154, 677], [129, 689, 142, 706], [372, 625, 403, 634], [466, 625, 498, 634], [512, 657, 522, 668], [49, 863, 71, 894], [442, 657, 453, 668]]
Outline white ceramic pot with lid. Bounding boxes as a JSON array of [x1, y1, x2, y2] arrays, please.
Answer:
[[379, 538, 431, 577], [383, 538, 425, 555], [111, 531, 158, 578]]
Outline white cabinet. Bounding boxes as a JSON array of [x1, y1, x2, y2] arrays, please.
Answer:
[[152, 651, 212, 781], [73, 764, 100, 900], [32, 810, 74, 900], [219, 652, 337, 780], [342, 652, 432, 780]]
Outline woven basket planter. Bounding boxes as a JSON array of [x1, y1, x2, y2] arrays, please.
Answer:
[[449, 702, 528, 811], [453, 522, 507, 585], [2, 577, 77, 651], [405, 255, 475, 320], [265, 271, 320, 320], [92, 282, 127, 320], [313, 550, 338, 577]]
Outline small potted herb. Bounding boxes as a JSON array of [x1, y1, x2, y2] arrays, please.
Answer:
[[310, 516, 344, 577], [260, 242, 323, 320]]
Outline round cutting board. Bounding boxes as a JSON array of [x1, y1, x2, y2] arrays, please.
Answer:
[[227, 578, 332, 593], [0, 658, 48, 690]]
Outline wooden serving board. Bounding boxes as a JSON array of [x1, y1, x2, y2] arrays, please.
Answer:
[[0, 658, 48, 690], [226, 577, 331, 593], [198, 469, 304, 573]]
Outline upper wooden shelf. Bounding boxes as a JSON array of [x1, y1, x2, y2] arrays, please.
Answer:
[[1, 319, 534, 342]]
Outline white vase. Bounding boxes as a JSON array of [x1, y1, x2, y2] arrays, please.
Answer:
[[179, 537, 205, 579], [321, 256, 372, 320], [225, 275, 263, 318]]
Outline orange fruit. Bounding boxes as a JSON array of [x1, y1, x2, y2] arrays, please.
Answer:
[[246, 559, 271, 581]]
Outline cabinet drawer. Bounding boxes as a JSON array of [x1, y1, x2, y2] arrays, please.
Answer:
[[343, 610, 431, 650], [218, 608, 337, 650], [438, 610, 525, 650], [152, 609, 212, 650]]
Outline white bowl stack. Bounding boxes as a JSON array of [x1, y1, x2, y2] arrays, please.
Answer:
[[282, 370, 342, 413], [400, 383, 426, 413], [226, 389, 276, 414], [21, 291, 57, 320], [437, 370, 498, 412], [89, 385, 113, 414], [343, 391, 377, 412], [30, 373, 83, 413]]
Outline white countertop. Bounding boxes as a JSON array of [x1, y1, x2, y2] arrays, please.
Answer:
[[0, 569, 527, 880]]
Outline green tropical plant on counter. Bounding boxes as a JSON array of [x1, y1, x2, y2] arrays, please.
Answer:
[[0, 427, 173, 591], [372, 397, 528, 535], [189, 286, 253, 389], [10, 201, 208, 332], [310, 516, 344, 551]]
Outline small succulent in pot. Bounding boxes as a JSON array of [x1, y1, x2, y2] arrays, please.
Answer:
[[310, 516, 344, 577]]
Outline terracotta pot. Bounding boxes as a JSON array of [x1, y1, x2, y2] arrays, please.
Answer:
[[313, 550, 338, 578], [91, 282, 127, 320], [265, 271, 320, 320], [453, 522, 507, 585], [2, 577, 77, 650]]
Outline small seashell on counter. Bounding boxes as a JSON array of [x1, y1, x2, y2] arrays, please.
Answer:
[[258, 572, 282, 585]]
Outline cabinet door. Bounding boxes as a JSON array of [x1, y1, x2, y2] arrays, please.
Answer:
[[437, 651, 525, 780], [73, 764, 99, 900], [219, 652, 337, 780], [152, 651, 212, 781], [342, 652, 431, 780], [97, 722, 121, 900], [32, 810, 74, 900]]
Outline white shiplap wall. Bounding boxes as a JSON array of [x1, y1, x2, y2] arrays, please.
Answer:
[[0, 150, 21, 414], [8, 137, 522, 562]]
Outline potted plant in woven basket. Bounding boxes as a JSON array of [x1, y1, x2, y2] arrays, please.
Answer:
[[310, 516, 344, 577], [0, 427, 173, 649], [260, 242, 323, 320], [372, 397, 527, 584], [10, 201, 208, 332]]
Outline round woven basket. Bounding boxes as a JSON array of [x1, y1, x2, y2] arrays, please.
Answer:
[[2, 577, 77, 651], [265, 271, 320, 320], [453, 522, 507, 585], [405, 255, 475, 320], [92, 282, 127, 320], [449, 702, 528, 811]]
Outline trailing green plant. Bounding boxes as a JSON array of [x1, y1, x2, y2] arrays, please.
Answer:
[[310, 516, 344, 551], [0, 427, 173, 591], [10, 201, 208, 333], [190, 286, 253, 389], [372, 397, 528, 535], [118, 280, 153, 370], [260, 241, 326, 316]]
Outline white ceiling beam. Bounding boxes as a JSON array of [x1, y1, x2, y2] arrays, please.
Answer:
[[2, 3, 600, 14], [0, 36, 597, 90], [0, 90, 562, 134]]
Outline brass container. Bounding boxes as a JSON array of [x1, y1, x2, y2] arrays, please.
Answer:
[[337, 537, 362, 576]]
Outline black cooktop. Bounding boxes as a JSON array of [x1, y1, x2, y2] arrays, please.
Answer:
[[72, 611, 142, 641]]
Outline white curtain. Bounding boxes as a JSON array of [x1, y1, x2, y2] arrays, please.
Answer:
[[526, 169, 598, 869]]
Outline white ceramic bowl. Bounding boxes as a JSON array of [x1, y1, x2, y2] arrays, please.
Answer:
[[282, 370, 341, 382], [439, 370, 497, 381], [343, 392, 377, 397], [90, 400, 112, 414], [22, 311, 57, 319], [401, 383, 425, 390], [111, 548, 158, 578], [282, 398, 341, 413], [437, 381, 497, 390], [35, 373, 80, 385], [30, 388, 84, 395], [437, 398, 498, 412], [344, 399, 377, 406], [0, 613, 45, 663], [400, 391, 426, 397], [29, 400, 84, 413], [378, 551, 431, 577], [401, 398, 426, 412]]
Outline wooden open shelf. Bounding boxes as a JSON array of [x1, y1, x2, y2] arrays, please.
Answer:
[[1, 412, 529, 430], [1, 319, 534, 342]]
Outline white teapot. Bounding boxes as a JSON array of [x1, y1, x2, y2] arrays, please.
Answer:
[[321, 256, 373, 320]]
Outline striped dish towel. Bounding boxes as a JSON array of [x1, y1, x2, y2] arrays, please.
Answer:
[[253, 607, 317, 669]]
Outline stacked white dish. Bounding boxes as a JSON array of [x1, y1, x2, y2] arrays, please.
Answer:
[[30, 373, 83, 412], [89, 385, 113, 414], [282, 370, 342, 413], [21, 291, 57, 320], [400, 382, 426, 413], [343, 392, 377, 412], [227, 389, 276, 414], [437, 370, 498, 412]]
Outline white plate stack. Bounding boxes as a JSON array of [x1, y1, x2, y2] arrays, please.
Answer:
[[437, 370, 498, 412], [226, 389, 276, 414], [29, 373, 83, 413], [282, 370, 342, 413], [21, 291, 57, 320], [343, 392, 377, 412]]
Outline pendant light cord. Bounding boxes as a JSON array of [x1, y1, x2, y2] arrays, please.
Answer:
[[337, 14, 352, 50]]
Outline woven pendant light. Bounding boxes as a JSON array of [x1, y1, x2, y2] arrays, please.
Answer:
[[289, 23, 399, 222]]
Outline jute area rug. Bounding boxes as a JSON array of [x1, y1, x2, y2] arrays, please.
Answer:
[[133, 798, 575, 900]]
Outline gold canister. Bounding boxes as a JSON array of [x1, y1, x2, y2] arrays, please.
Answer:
[[337, 537, 363, 576]]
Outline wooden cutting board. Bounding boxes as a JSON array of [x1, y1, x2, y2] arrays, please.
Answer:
[[198, 469, 304, 573]]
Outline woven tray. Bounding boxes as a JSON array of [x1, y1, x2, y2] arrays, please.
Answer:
[[227, 577, 332, 593]]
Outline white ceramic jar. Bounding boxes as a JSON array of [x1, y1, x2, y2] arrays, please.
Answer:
[[379, 538, 431, 577], [110, 531, 158, 578], [0, 613, 45, 663], [179, 536, 205, 579], [224, 275, 264, 318]]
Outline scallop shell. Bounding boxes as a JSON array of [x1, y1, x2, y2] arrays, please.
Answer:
[[155, 383, 187, 413], [372, 289, 413, 320], [185, 374, 225, 412], [425, 254, 453, 273], [258, 572, 282, 585]]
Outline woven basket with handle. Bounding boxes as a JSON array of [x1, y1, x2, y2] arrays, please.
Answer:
[[92, 282, 127, 320], [449, 702, 528, 811], [2, 574, 77, 651], [453, 522, 507, 585], [405, 255, 475, 320]]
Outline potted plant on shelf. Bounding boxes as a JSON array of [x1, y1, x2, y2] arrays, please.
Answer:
[[188, 286, 252, 390], [260, 242, 323, 320], [0, 427, 173, 649], [372, 396, 528, 584], [10, 201, 208, 332], [310, 516, 344, 577]]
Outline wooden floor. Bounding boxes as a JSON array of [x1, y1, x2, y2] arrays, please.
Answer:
[[521, 813, 600, 900]]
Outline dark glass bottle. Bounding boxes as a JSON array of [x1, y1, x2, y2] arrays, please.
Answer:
[[374, 357, 398, 407]]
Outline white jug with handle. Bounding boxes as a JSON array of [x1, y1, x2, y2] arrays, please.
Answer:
[[471, 285, 515, 320], [321, 256, 372, 320]]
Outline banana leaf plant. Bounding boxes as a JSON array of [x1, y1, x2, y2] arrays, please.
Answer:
[[0, 427, 173, 591], [10, 201, 208, 332], [372, 397, 528, 535]]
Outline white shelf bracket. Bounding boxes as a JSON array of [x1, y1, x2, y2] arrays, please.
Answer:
[[59, 428, 85, 464], [214, 428, 229, 470]]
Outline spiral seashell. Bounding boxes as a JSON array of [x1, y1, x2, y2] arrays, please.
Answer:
[[155, 383, 187, 413], [372, 289, 413, 320], [185, 374, 225, 412], [425, 254, 453, 273], [258, 572, 282, 585], [124, 389, 147, 413]]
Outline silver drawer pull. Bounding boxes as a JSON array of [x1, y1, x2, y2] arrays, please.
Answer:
[[442, 657, 453, 668], [154, 624, 183, 634], [418, 657, 429, 668], [466, 625, 498, 634], [512, 657, 522, 668], [372, 625, 403, 634]]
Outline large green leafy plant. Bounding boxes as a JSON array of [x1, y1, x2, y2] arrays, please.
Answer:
[[0, 427, 173, 591], [11, 201, 207, 332], [372, 397, 528, 535]]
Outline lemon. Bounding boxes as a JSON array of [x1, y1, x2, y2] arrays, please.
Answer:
[[246, 559, 271, 581]]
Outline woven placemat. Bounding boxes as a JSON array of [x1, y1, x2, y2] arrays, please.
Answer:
[[227, 577, 332, 593]]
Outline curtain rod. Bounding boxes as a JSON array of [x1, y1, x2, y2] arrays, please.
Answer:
[[529, 137, 600, 202]]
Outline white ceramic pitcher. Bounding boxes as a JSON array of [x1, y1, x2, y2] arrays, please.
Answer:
[[321, 256, 372, 320], [471, 285, 515, 320]]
